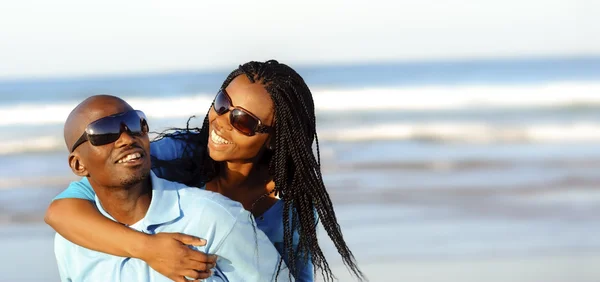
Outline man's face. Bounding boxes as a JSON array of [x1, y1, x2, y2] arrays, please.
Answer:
[[71, 99, 151, 188]]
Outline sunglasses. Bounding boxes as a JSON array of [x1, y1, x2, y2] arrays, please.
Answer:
[[212, 89, 273, 136], [70, 110, 149, 153]]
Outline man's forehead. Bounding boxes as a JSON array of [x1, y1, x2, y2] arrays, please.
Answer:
[[88, 107, 128, 122], [65, 96, 133, 147], [76, 106, 128, 128]]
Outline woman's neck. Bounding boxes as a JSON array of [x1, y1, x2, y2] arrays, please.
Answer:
[[206, 161, 277, 216]]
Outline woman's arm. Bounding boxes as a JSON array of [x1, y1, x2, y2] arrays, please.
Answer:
[[45, 199, 217, 281], [45, 198, 148, 257]]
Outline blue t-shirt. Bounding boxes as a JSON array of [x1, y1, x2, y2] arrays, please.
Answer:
[[54, 135, 313, 281]]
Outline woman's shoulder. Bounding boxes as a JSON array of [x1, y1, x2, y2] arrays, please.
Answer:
[[150, 130, 201, 160]]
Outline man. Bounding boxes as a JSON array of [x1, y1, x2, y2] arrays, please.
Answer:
[[54, 95, 289, 281]]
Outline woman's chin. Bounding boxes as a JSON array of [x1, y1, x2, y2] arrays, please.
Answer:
[[207, 149, 227, 162]]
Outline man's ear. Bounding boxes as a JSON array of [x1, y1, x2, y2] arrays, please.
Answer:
[[68, 152, 88, 177]]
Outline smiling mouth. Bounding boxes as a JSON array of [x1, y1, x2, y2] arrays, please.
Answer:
[[116, 152, 143, 164], [211, 130, 232, 145]]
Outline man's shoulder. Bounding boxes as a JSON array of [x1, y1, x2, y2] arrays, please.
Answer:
[[178, 185, 247, 220], [157, 177, 246, 221]]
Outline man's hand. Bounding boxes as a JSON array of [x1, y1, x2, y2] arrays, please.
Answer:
[[136, 232, 217, 282]]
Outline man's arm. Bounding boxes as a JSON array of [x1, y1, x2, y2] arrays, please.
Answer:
[[212, 209, 291, 282]]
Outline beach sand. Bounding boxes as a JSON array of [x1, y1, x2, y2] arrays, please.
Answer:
[[1, 223, 597, 282], [322, 254, 599, 282]]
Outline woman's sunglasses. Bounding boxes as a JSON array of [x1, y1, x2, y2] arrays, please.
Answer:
[[70, 110, 149, 153], [213, 89, 273, 136]]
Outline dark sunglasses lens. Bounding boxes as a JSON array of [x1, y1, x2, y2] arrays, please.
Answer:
[[86, 111, 148, 146], [88, 133, 122, 146], [213, 91, 230, 115], [230, 109, 258, 136]]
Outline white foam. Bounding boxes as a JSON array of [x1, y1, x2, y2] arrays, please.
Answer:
[[313, 82, 600, 111], [4, 122, 600, 155], [2, 82, 600, 127], [318, 122, 600, 143], [0, 96, 214, 126], [0, 135, 65, 155]]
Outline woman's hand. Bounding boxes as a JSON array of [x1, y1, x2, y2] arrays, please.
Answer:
[[136, 232, 218, 282]]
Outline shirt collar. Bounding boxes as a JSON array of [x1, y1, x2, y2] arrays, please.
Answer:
[[94, 171, 182, 229]]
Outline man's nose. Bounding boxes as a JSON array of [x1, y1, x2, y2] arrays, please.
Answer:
[[114, 123, 136, 147]]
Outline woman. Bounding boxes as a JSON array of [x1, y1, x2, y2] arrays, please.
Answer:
[[45, 60, 365, 282]]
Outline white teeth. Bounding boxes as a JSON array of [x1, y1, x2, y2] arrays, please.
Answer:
[[211, 130, 232, 145], [117, 152, 142, 163]]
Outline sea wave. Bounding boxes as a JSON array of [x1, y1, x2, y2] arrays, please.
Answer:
[[0, 96, 215, 127], [5, 121, 600, 155], [2, 82, 600, 127], [319, 122, 600, 143], [313, 82, 600, 111]]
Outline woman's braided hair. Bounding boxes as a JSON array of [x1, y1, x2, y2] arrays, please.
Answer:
[[152, 60, 364, 281]]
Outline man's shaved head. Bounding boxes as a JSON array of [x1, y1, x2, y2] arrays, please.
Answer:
[[64, 94, 151, 190], [64, 95, 133, 151]]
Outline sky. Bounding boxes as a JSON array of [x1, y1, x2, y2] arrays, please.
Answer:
[[0, 0, 597, 79]]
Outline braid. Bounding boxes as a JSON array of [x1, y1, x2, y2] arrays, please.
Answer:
[[237, 60, 366, 281]]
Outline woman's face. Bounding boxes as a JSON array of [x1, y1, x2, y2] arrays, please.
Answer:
[[207, 75, 275, 163]]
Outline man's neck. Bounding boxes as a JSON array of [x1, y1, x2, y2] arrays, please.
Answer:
[[92, 177, 152, 226]]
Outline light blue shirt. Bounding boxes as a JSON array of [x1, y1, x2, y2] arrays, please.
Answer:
[[55, 135, 314, 281], [54, 171, 290, 282]]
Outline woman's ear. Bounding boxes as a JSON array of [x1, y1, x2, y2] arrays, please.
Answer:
[[68, 153, 88, 177]]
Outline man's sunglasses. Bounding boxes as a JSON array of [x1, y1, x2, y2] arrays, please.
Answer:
[[213, 89, 273, 136], [70, 110, 149, 153]]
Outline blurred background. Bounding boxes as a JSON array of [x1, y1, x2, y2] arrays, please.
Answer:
[[1, 1, 599, 281]]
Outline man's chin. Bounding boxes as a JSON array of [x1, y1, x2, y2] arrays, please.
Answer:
[[120, 170, 151, 187]]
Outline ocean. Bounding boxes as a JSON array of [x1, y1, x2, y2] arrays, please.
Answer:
[[1, 57, 600, 281]]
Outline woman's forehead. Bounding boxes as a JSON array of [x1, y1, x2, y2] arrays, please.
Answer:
[[225, 75, 274, 119]]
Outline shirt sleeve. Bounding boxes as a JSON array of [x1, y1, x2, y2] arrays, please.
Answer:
[[150, 135, 190, 161], [270, 227, 314, 281], [53, 178, 95, 201], [295, 258, 314, 282], [273, 241, 314, 281], [213, 210, 291, 282], [293, 209, 318, 281]]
